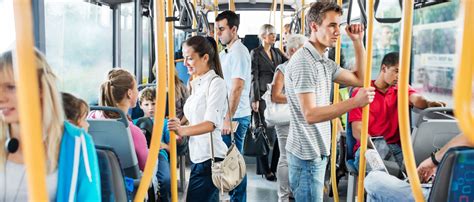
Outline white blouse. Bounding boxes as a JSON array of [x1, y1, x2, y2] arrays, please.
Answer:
[[184, 70, 229, 163]]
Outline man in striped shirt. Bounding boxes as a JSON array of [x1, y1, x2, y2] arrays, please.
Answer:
[[284, 2, 376, 201]]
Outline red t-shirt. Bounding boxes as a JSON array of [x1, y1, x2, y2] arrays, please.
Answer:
[[348, 81, 416, 152]]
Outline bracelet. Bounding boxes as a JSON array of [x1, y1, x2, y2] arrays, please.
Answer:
[[430, 151, 440, 166]]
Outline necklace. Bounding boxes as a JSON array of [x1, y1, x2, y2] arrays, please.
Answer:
[[3, 160, 27, 202]]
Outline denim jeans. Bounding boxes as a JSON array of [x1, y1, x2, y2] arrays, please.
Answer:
[[354, 143, 403, 171], [156, 152, 171, 202], [287, 152, 328, 202], [275, 124, 291, 202], [365, 171, 431, 202], [186, 159, 219, 202], [222, 115, 250, 202]]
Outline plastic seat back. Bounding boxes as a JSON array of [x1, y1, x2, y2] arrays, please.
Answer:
[[242, 35, 260, 52], [88, 106, 141, 179], [429, 147, 474, 202], [96, 146, 128, 202]]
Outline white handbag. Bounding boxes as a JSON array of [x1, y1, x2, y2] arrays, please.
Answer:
[[262, 83, 291, 126]]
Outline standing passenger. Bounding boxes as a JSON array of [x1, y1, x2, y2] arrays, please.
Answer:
[[270, 34, 307, 202], [250, 24, 288, 182], [167, 36, 228, 202], [215, 10, 252, 201], [284, 2, 375, 201], [0, 50, 101, 201]]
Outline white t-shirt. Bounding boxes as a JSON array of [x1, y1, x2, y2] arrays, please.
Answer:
[[184, 70, 229, 163], [219, 39, 252, 118]]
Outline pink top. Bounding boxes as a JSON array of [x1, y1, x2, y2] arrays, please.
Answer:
[[88, 110, 149, 170]]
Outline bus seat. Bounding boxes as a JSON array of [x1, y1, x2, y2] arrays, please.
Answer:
[[96, 146, 129, 202], [88, 106, 141, 179], [176, 61, 190, 86], [242, 35, 260, 52], [429, 147, 474, 202]]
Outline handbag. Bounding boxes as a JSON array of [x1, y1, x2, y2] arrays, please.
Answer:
[[242, 112, 271, 157], [262, 83, 290, 126], [207, 75, 246, 194]]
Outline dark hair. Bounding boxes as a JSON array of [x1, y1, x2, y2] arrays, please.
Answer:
[[307, 2, 343, 26], [62, 92, 89, 125], [100, 68, 136, 118], [215, 10, 240, 30], [381, 52, 399, 68], [183, 36, 224, 78]]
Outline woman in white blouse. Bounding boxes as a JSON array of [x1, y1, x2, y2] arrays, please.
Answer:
[[168, 36, 228, 202]]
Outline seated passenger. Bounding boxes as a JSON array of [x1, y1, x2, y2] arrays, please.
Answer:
[[0, 49, 101, 201], [62, 92, 90, 132], [88, 68, 149, 171], [349, 52, 446, 170], [364, 134, 473, 201], [135, 87, 171, 202]]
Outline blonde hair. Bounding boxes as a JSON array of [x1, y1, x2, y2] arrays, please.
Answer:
[[258, 24, 276, 40], [0, 50, 65, 172], [99, 68, 136, 118]]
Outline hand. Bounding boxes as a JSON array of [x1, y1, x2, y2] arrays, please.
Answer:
[[222, 118, 231, 135], [167, 118, 184, 136], [353, 87, 375, 107], [160, 143, 170, 151], [251, 101, 260, 112], [417, 157, 437, 183], [345, 24, 365, 42], [427, 101, 446, 108]]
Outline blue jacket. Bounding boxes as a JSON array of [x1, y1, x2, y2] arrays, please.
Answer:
[[56, 121, 101, 201]]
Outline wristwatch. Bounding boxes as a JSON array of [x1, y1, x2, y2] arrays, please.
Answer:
[[430, 151, 440, 166]]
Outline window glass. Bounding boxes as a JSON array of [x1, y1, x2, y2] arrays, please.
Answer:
[[120, 3, 135, 73], [0, 0, 15, 53], [142, 16, 150, 83], [45, 0, 113, 103]]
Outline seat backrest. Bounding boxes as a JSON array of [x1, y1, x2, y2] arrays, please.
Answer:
[[412, 119, 460, 165], [242, 35, 260, 52], [96, 146, 128, 202], [429, 147, 474, 202], [88, 106, 141, 179]]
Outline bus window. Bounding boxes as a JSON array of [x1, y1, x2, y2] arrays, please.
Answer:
[[411, 0, 461, 106], [45, 0, 113, 103], [120, 2, 135, 74], [0, 0, 15, 53]]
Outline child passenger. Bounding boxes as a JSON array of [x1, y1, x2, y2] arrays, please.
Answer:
[[61, 92, 90, 132]]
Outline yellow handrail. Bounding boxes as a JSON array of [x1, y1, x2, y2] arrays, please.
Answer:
[[167, 0, 179, 200], [214, 0, 219, 42], [454, 0, 474, 144], [398, 0, 424, 201], [13, 1, 48, 200], [134, 0, 166, 200], [192, 0, 198, 36], [279, 0, 284, 51], [300, 0, 305, 34], [356, 0, 374, 200], [330, 0, 343, 200], [229, 0, 235, 11]]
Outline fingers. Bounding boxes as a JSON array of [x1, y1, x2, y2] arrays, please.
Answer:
[[347, 24, 363, 34]]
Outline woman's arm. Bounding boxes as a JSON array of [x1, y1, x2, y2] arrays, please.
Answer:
[[271, 70, 287, 103]]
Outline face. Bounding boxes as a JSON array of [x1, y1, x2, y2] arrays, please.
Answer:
[[182, 45, 210, 76], [312, 11, 341, 48], [262, 32, 276, 45], [381, 27, 393, 47], [216, 19, 236, 45], [382, 64, 399, 86], [140, 100, 156, 117], [76, 113, 90, 132], [0, 70, 19, 124]]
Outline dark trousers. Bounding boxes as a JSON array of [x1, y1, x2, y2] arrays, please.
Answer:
[[253, 100, 280, 175], [157, 152, 171, 202], [186, 159, 220, 202]]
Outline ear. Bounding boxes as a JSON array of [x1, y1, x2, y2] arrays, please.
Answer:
[[203, 53, 210, 63], [127, 89, 133, 99], [310, 22, 318, 33], [231, 26, 238, 35], [381, 64, 388, 72]]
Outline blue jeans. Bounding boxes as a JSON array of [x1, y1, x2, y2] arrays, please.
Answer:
[[287, 152, 328, 202], [354, 143, 403, 171], [157, 152, 171, 202], [222, 115, 250, 202], [365, 171, 431, 202], [187, 159, 219, 202]]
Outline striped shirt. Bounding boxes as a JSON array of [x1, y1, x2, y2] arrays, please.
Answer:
[[284, 41, 342, 160]]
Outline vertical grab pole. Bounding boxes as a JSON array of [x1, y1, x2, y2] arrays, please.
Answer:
[[214, 0, 219, 42], [398, 0, 425, 200], [279, 0, 284, 50], [356, 0, 374, 201], [229, 0, 235, 11], [12, 1, 48, 200], [300, 0, 305, 35], [167, 0, 179, 201], [134, 0, 166, 200], [330, 0, 343, 200], [192, 0, 198, 36], [273, 0, 277, 28], [454, 0, 474, 144]]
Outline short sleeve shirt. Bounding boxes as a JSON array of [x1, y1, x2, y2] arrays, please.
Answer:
[[184, 70, 229, 163], [284, 41, 342, 160], [219, 39, 252, 118]]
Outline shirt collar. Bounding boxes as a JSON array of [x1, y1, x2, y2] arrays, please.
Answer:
[[303, 41, 326, 62], [223, 39, 242, 54], [190, 69, 217, 89]]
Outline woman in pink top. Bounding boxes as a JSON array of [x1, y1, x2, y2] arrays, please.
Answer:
[[89, 68, 149, 170]]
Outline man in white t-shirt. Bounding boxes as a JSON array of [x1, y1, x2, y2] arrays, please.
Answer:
[[215, 10, 252, 202]]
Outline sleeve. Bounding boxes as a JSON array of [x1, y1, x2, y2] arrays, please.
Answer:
[[408, 85, 417, 96], [230, 50, 252, 81], [348, 88, 362, 123], [204, 78, 228, 129], [292, 59, 317, 94], [130, 124, 149, 171], [77, 134, 101, 201], [250, 49, 260, 102], [162, 119, 170, 144], [330, 60, 343, 81]]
